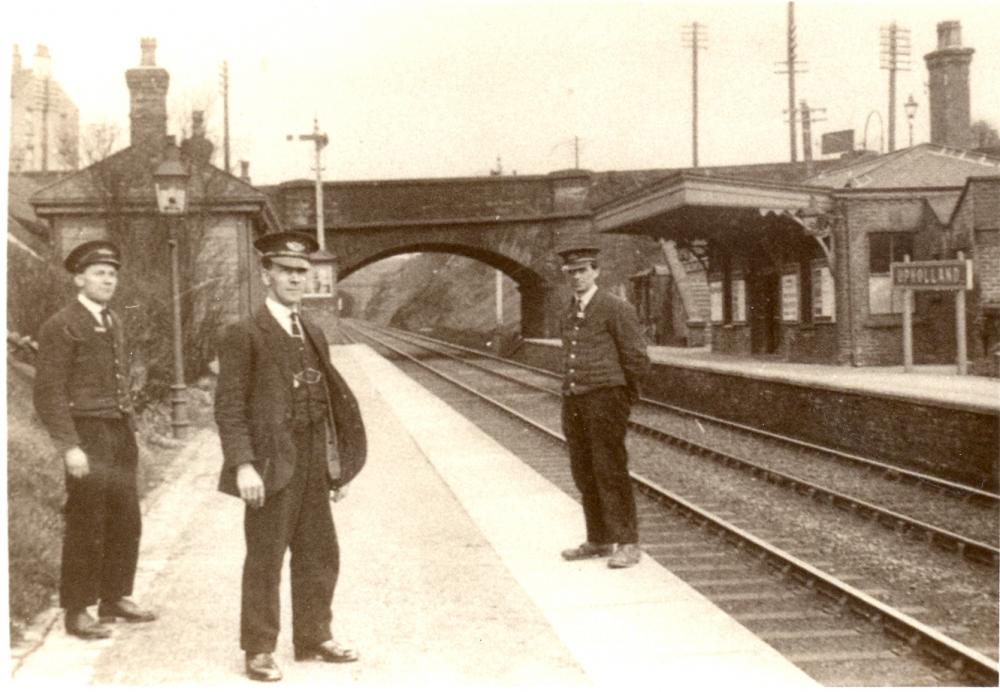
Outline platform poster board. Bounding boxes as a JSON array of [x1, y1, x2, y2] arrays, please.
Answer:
[[891, 256, 973, 374], [781, 267, 799, 323]]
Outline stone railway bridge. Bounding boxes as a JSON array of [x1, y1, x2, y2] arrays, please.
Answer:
[[266, 171, 594, 338]]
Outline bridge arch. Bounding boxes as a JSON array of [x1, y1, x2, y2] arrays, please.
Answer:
[[340, 241, 552, 338]]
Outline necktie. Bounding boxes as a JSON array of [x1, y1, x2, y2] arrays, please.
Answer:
[[290, 311, 302, 338], [574, 297, 584, 318], [101, 308, 112, 331]]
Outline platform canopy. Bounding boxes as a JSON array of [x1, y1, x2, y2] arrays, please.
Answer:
[[593, 172, 836, 242]]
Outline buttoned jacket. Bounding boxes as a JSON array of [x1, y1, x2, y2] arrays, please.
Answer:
[[560, 288, 650, 398], [33, 301, 134, 450], [214, 309, 367, 498]]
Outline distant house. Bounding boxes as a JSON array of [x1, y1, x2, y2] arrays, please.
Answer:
[[9, 44, 79, 173]]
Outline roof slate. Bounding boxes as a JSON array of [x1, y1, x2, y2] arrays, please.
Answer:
[[804, 144, 1000, 189]]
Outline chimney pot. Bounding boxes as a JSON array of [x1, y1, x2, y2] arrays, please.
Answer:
[[937, 20, 962, 49], [12, 45, 21, 73], [240, 160, 250, 182], [140, 37, 157, 66]]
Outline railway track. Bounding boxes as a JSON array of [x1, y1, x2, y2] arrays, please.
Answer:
[[345, 321, 999, 563], [339, 320, 999, 686]]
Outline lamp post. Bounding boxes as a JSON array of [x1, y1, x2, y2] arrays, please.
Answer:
[[153, 147, 191, 438], [904, 94, 918, 147]]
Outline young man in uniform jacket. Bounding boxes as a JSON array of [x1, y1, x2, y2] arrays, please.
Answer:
[[556, 242, 650, 569], [214, 231, 367, 683], [33, 240, 157, 640]]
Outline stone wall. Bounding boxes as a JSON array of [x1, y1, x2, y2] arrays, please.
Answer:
[[513, 339, 998, 489]]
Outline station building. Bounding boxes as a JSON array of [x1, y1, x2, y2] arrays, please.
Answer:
[[28, 39, 280, 331], [595, 21, 1000, 375]]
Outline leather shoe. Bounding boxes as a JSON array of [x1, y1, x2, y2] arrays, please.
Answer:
[[294, 639, 359, 663], [245, 652, 282, 682], [608, 543, 641, 569], [98, 597, 157, 623], [561, 542, 614, 561], [65, 609, 112, 639]]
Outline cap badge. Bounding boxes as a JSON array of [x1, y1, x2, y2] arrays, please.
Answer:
[[287, 241, 306, 253]]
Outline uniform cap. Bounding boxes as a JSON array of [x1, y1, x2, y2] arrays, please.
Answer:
[[64, 240, 122, 273], [254, 231, 319, 270], [556, 242, 600, 270]]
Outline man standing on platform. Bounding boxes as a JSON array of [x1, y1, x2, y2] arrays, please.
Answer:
[[556, 241, 650, 569], [33, 240, 157, 640], [215, 231, 367, 682]]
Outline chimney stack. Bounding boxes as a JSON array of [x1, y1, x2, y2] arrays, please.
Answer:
[[239, 160, 250, 183], [924, 20, 975, 149], [125, 37, 170, 151], [12, 45, 22, 73]]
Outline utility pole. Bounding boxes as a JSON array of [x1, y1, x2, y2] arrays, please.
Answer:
[[775, 2, 807, 162], [880, 22, 911, 152], [220, 61, 231, 174], [573, 135, 580, 169], [681, 22, 708, 167], [286, 118, 329, 251], [40, 76, 50, 171]]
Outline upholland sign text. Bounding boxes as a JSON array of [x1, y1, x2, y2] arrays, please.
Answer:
[[891, 259, 973, 291]]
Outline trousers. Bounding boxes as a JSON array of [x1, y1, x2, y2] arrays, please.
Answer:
[[61, 417, 140, 610], [561, 386, 638, 545], [240, 423, 338, 653]]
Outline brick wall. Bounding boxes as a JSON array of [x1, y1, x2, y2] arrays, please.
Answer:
[[514, 340, 998, 489]]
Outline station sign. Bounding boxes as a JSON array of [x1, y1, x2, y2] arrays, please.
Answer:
[[891, 259, 972, 291]]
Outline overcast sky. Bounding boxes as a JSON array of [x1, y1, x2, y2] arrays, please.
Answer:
[[5, 0, 1000, 185]]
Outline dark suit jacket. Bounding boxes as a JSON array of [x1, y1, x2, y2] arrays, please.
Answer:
[[559, 288, 650, 400], [214, 309, 367, 498], [33, 300, 134, 450]]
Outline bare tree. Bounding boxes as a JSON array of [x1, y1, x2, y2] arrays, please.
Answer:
[[971, 119, 1000, 149], [78, 122, 121, 167]]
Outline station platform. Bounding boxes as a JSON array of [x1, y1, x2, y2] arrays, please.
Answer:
[[527, 338, 1000, 414], [12, 345, 816, 688]]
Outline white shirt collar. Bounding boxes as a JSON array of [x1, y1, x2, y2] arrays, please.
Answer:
[[574, 284, 598, 312], [77, 293, 108, 325], [265, 296, 301, 337]]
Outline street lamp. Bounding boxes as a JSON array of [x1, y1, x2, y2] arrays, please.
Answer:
[[904, 94, 918, 147], [153, 145, 191, 438]]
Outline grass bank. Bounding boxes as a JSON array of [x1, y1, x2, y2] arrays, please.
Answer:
[[6, 358, 215, 643]]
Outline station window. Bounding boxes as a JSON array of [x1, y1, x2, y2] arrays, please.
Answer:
[[869, 232, 914, 314]]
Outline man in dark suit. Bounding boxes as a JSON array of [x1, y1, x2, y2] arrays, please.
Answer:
[[33, 240, 157, 640], [214, 231, 367, 683], [556, 241, 650, 569]]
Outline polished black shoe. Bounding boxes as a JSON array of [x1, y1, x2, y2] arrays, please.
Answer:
[[98, 597, 157, 623], [245, 652, 282, 682], [294, 639, 359, 663], [560, 542, 614, 561], [65, 609, 112, 640]]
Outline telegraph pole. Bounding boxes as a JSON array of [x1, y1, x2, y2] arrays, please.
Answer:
[[286, 118, 329, 251], [775, 2, 807, 162], [880, 22, 911, 152], [681, 22, 708, 167], [220, 61, 231, 174]]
